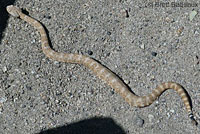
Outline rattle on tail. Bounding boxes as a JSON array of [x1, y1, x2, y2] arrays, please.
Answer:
[[6, 5, 198, 126]]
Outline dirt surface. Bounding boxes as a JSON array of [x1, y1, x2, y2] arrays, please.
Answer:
[[0, 0, 200, 134]]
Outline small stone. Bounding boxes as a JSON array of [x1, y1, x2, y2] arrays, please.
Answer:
[[121, 9, 129, 18], [25, 85, 32, 90], [55, 99, 60, 104], [140, 44, 145, 49], [176, 27, 184, 36], [44, 15, 51, 19], [56, 91, 62, 96], [193, 71, 199, 76], [54, 61, 59, 64], [31, 39, 36, 43], [160, 98, 166, 103], [148, 114, 154, 123], [35, 74, 40, 78], [13, 97, 18, 103], [194, 29, 199, 35], [107, 31, 111, 35], [189, 10, 197, 21], [175, 39, 180, 43], [68, 92, 73, 98], [87, 50, 93, 55], [31, 70, 35, 74], [151, 52, 157, 57], [165, 17, 171, 22], [104, 52, 110, 57], [47, 16, 51, 19], [124, 79, 130, 84], [2, 66, 7, 72], [170, 109, 175, 113], [110, 90, 115, 95], [125, 10, 129, 18], [21, 72, 26, 75], [0, 107, 3, 113], [0, 97, 7, 103], [20, 104, 26, 108], [115, 46, 121, 51], [134, 116, 144, 127], [167, 112, 171, 118], [54, 61, 60, 67]]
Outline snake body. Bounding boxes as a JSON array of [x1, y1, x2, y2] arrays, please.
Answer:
[[6, 5, 197, 125]]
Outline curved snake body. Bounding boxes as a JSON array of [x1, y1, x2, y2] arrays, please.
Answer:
[[6, 5, 197, 125]]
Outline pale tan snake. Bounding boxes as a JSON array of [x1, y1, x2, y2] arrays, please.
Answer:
[[6, 5, 198, 126]]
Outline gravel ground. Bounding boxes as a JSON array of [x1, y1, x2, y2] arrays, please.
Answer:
[[1, 0, 200, 134]]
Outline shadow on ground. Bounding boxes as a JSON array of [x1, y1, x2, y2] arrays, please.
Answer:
[[38, 117, 126, 134], [0, 0, 15, 44]]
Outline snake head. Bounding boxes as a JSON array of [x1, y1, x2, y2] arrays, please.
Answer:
[[6, 5, 21, 17]]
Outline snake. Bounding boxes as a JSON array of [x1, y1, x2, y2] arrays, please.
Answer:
[[6, 5, 198, 126]]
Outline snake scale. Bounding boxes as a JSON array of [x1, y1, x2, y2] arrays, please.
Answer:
[[6, 5, 197, 125]]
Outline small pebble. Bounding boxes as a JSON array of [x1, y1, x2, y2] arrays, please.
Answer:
[[104, 52, 110, 57], [189, 10, 197, 21], [31, 39, 36, 44], [20, 104, 26, 108], [0, 107, 3, 113], [107, 31, 111, 35], [176, 27, 184, 36], [2, 66, 7, 72], [87, 50, 93, 55], [151, 52, 157, 57], [167, 112, 171, 118], [194, 29, 199, 35], [44, 15, 51, 19], [125, 10, 129, 18], [110, 90, 115, 95], [31, 70, 35, 74], [140, 44, 145, 49], [35, 74, 40, 78], [124, 79, 130, 84], [47, 16, 51, 19], [54, 61, 61, 67], [165, 17, 171, 22], [155, 100, 159, 104], [25, 85, 32, 90], [55, 99, 60, 104], [54, 61, 59, 65], [148, 114, 154, 123], [0, 97, 7, 103], [21, 72, 26, 75], [134, 116, 144, 127], [115, 46, 121, 52], [160, 98, 166, 103], [121, 9, 129, 18], [56, 91, 62, 96], [170, 109, 175, 113]]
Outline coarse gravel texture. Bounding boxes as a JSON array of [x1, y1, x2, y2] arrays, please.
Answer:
[[1, 0, 200, 134]]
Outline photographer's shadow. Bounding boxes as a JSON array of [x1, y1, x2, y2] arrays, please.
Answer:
[[38, 117, 126, 134], [0, 0, 16, 44]]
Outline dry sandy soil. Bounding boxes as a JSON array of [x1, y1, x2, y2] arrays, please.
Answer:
[[0, 0, 200, 134]]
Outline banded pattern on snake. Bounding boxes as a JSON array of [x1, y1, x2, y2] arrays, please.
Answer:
[[6, 5, 197, 125]]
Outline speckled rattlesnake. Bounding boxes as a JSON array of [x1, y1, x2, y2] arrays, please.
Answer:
[[6, 5, 197, 125]]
